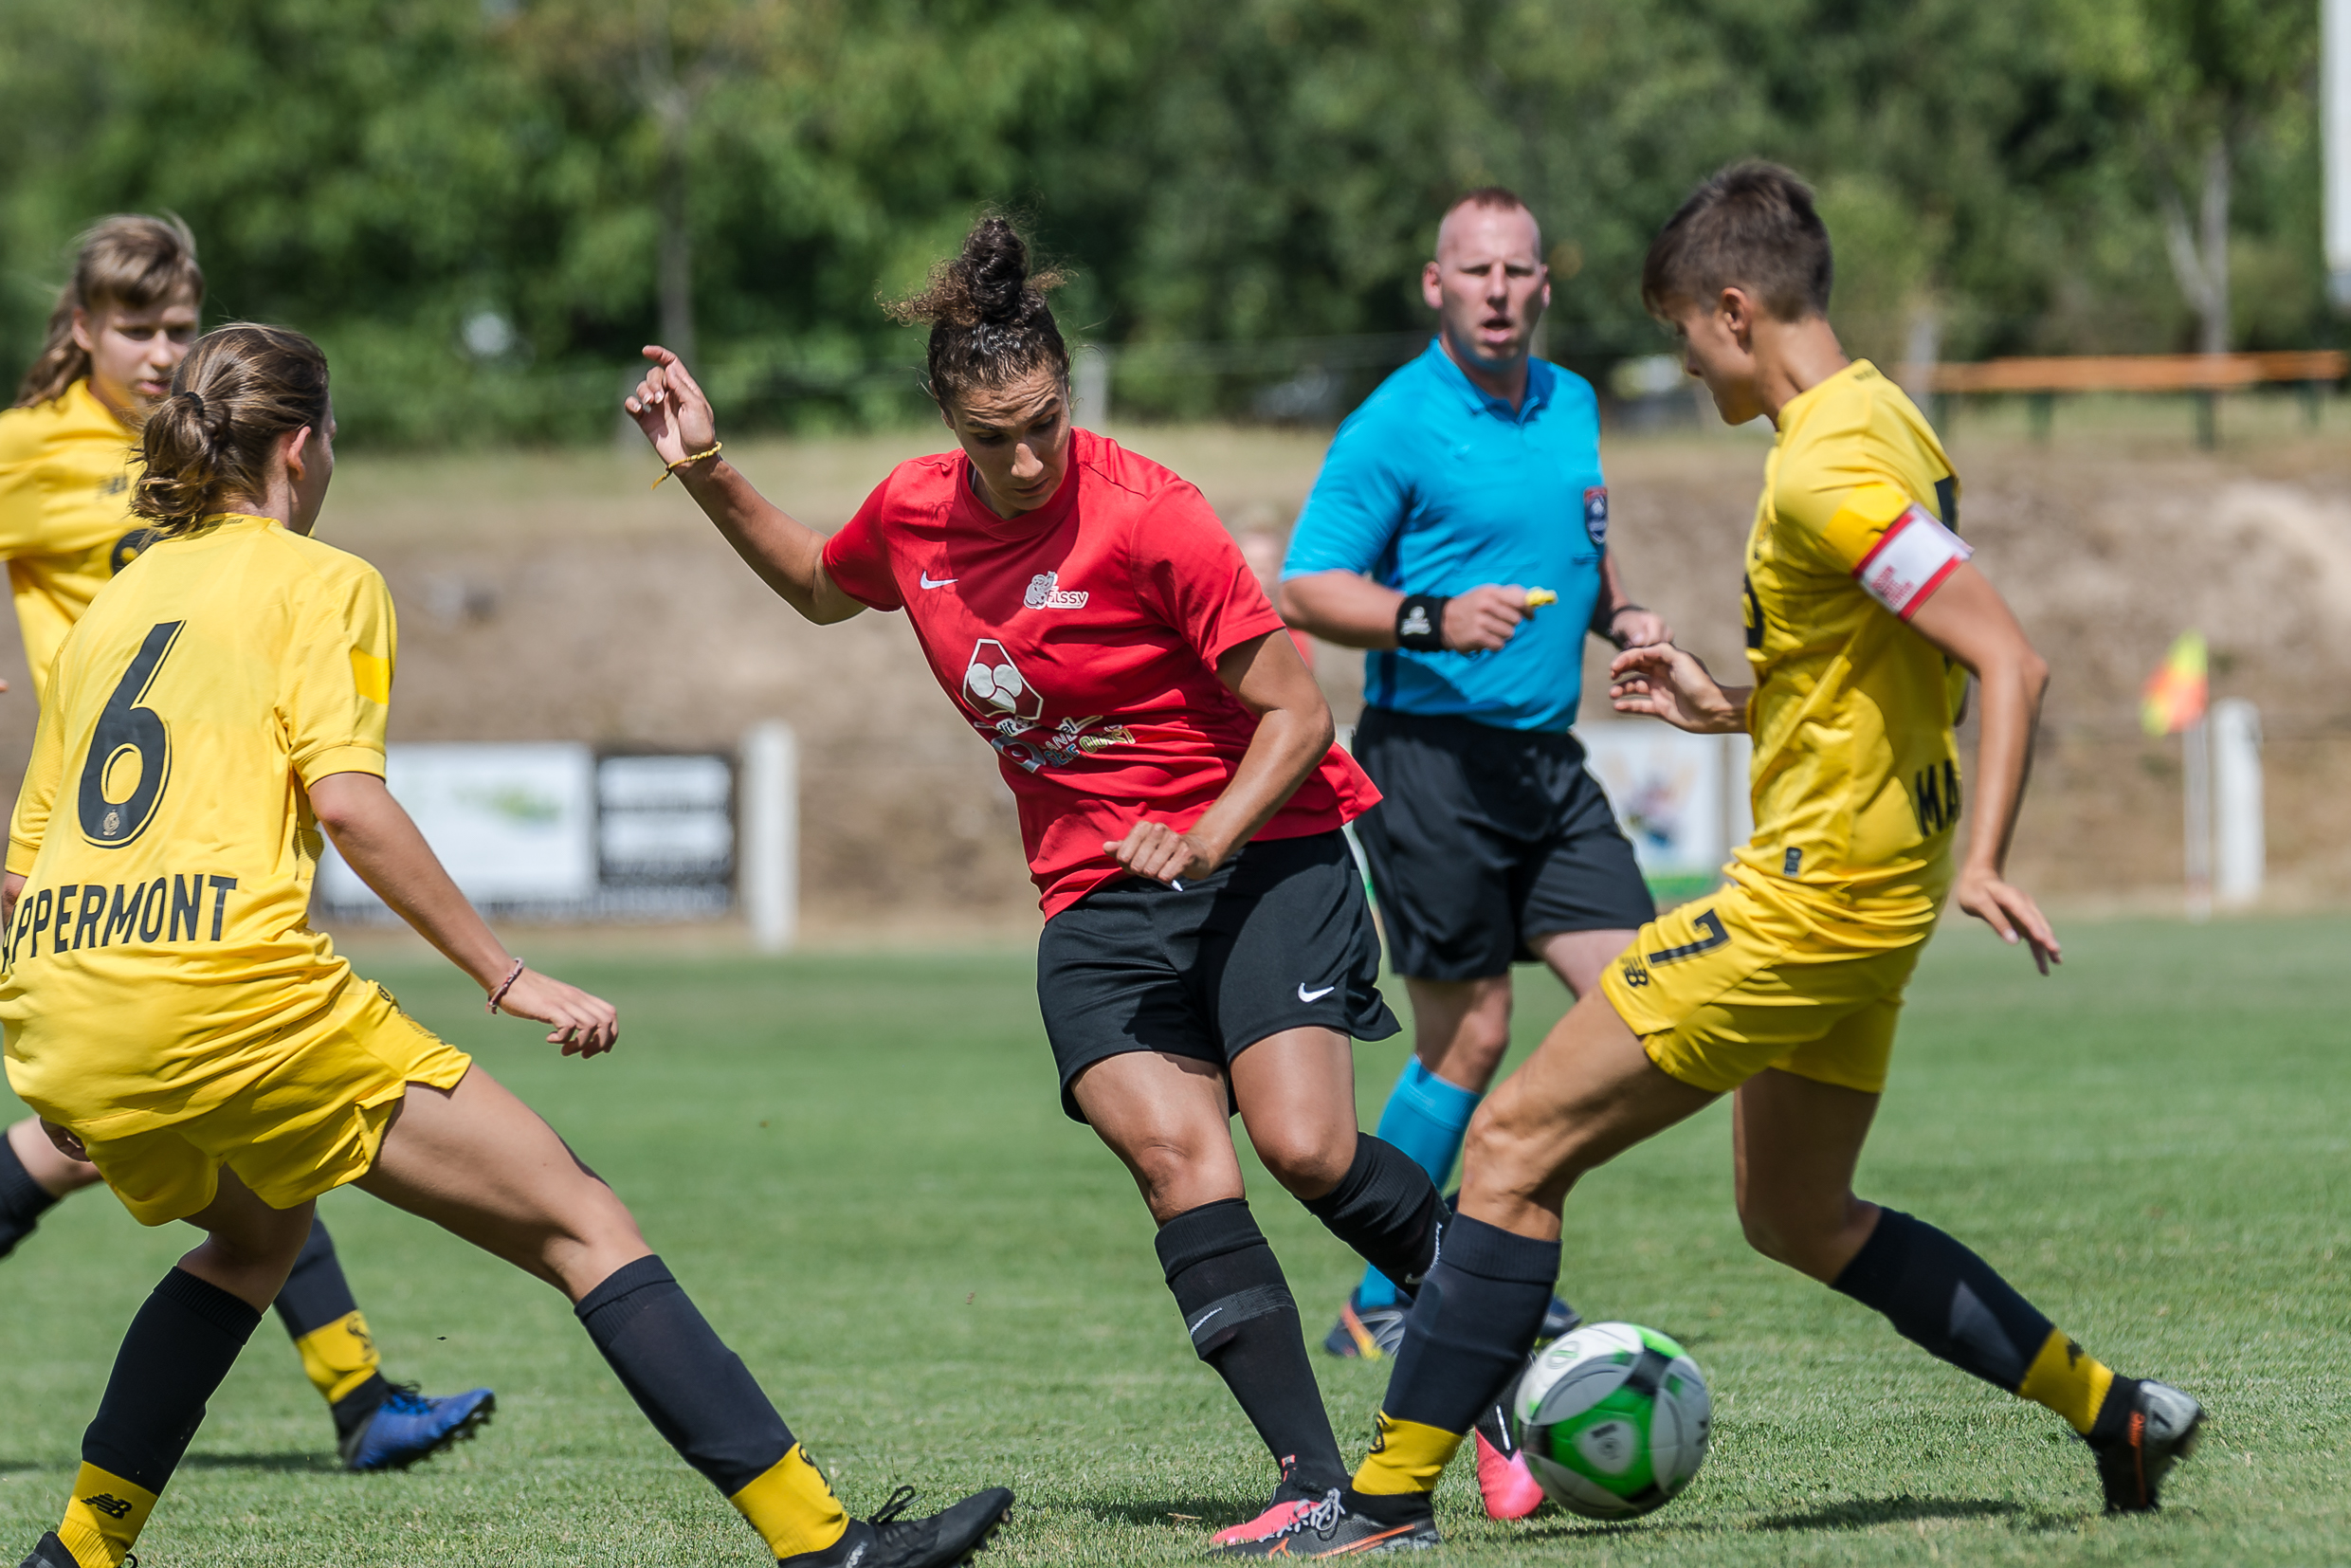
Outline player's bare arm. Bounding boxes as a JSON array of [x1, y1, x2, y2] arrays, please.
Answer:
[[1281, 571, 1530, 652], [1103, 628, 1336, 885], [308, 772, 619, 1055], [1608, 642, 1752, 734], [1903, 562, 2059, 973], [625, 346, 866, 625]]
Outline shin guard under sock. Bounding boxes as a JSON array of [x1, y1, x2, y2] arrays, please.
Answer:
[[1353, 1214, 1559, 1500], [1354, 1061, 1481, 1308], [1302, 1135, 1447, 1303], [0, 1133, 61, 1262], [272, 1216, 390, 1437], [1832, 1208, 2120, 1434], [62, 1267, 262, 1567], [575, 1255, 846, 1559], [1155, 1198, 1346, 1494]]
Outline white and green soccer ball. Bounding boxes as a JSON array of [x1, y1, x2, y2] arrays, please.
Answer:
[[1510, 1321, 1710, 1520]]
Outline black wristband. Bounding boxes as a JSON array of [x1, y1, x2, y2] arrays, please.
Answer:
[[1396, 593, 1449, 652]]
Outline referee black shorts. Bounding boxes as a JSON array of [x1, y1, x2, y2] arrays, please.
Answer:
[[1037, 830, 1400, 1123], [1353, 705, 1654, 982]]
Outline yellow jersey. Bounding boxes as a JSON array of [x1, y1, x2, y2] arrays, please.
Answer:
[[1733, 359, 1968, 921], [0, 380, 159, 698], [1, 514, 397, 1135]]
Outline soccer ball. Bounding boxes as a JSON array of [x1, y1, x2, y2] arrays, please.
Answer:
[[1509, 1321, 1710, 1520]]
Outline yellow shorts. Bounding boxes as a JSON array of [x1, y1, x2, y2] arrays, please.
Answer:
[[82, 979, 471, 1227], [1598, 875, 1934, 1096]]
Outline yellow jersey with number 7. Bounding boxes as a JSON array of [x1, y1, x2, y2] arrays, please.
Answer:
[[1734, 359, 1969, 917], [0, 514, 395, 1134]]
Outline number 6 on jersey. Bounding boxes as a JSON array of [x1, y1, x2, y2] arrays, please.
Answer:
[[78, 620, 185, 848]]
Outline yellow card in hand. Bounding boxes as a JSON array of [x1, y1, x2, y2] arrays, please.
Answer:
[[1523, 588, 1558, 609]]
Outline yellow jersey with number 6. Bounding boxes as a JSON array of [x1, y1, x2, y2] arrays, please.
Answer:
[[0, 514, 395, 1134], [1734, 359, 1969, 918], [0, 380, 162, 698]]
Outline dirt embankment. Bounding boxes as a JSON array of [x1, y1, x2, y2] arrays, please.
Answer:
[[2, 415, 2345, 937]]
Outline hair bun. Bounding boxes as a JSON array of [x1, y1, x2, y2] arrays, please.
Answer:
[[964, 217, 1029, 325]]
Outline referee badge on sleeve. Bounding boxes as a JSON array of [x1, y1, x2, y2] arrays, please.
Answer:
[[1583, 486, 1610, 547]]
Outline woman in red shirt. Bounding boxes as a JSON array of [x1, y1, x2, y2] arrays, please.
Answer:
[[629, 219, 1449, 1550]]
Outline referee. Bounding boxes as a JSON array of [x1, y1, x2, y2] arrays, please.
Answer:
[[1280, 186, 1668, 1513]]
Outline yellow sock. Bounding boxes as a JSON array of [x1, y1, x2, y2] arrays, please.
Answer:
[[57, 1463, 156, 1568], [2017, 1327, 2117, 1435], [1350, 1411, 1466, 1497], [293, 1309, 382, 1406], [729, 1444, 849, 1559]]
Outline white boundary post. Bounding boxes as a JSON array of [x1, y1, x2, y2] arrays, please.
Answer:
[[2212, 698, 2265, 910], [1074, 344, 1112, 431], [2182, 716, 2213, 923], [741, 722, 798, 953]]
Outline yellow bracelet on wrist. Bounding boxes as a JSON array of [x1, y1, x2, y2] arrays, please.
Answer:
[[652, 441, 722, 488]]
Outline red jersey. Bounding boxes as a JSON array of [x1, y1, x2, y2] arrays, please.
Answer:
[[821, 428, 1379, 916]]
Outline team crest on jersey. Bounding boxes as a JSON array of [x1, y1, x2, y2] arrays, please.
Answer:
[[963, 639, 1043, 721], [1583, 486, 1610, 547], [958, 638, 1132, 772], [1024, 571, 1088, 610]]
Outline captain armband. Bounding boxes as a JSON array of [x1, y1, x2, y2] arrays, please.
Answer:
[[1852, 503, 1972, 620], [1394, 593, 1449, 652]]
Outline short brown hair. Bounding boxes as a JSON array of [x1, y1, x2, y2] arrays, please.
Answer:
[[13, 214, 206, 409], [1640, 162, 1831, 322], [134, 324, 330, 537]]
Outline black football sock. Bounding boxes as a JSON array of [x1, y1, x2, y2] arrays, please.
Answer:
[[0, 1133, 62, 1261], [1299, 1135, 1447, 1299], [1156, 1198, 1346, 1495], [1832, 1207, 2124, 1436], [574, 1255, 847, 1559], [1349, 1214, 1558, 1511], [272, 1216, 390, 1438], [58, 1267, 262, 1567]]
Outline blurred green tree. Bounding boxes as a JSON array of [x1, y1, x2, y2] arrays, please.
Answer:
[[0, 0, 2330, 444]]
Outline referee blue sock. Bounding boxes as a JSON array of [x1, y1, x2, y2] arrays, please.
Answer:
[[1355, 1059, 1480, 1309]]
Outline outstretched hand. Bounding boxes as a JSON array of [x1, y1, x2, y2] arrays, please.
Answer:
[[1953, 866, 2061, 975], [496, 969, 621, 1058], [624, 346, 719, 471], [1609, 644, 1747, 735]]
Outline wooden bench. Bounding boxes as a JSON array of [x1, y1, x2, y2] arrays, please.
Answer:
[[1900, 351, 2349, 447]]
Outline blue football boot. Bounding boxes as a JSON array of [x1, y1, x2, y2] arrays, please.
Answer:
[[340, 1382, 496, 1471]]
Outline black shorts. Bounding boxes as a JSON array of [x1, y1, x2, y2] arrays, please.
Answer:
[[1037, 830, 1400, 1122], [1353, 706, 1655, 982]]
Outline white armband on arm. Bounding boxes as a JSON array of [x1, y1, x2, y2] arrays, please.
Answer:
[[1852, 503, 1971, 619]]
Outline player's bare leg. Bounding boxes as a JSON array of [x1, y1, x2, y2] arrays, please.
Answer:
[[355, 1067, 649, 1295], [1459, 989, 1718, 1241], [0, 1116, 104, 1265], [1726, 1064, 2199, 1509], [352, 1065, 1009, 1564], [1729, 1068, 1881, 1282]]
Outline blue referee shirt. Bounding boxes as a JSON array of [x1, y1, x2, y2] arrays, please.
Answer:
[[1283, 339, 1609, 732]]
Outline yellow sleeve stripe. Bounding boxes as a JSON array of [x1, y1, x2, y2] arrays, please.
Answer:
[[1815, 483, 1913, 571], [350, 647, 392, 704]]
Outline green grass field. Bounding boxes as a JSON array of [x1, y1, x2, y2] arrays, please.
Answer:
[[4, 915, 2347, 1566]]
